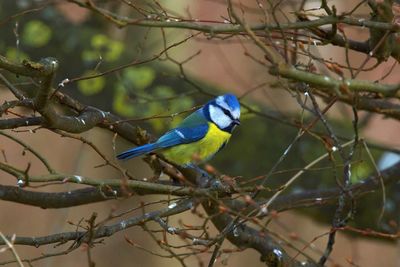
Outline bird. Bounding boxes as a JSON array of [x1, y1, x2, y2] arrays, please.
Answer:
[[117, 93, 241, 166]]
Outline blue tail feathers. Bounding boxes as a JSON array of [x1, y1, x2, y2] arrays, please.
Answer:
[[116, 143, 158, 160]]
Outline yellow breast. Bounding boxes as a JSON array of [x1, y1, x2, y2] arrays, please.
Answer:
[[161, 122, 231, 165]]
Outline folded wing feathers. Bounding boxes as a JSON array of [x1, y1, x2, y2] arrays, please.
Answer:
[[116, 124, 209, 160]]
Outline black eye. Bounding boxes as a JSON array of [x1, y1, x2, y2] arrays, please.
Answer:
[[222, 108, 230, 116]]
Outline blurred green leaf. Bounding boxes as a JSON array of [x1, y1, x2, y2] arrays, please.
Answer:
[[123, 67, 155, 90], [241, 103, 260, 120], [5, 47, 29, 62], [81, 49, 99, 62], [89, 34, 124, 62], [350, 162, 373, 183], [147, 102, 166, 131], [105, 40, 124, 61], [22, 20, 52, 47], [91, 34, 108, 49], [113, 85, 136, 117], [154, 85, 174, 97], [77, 71, 106, 96]]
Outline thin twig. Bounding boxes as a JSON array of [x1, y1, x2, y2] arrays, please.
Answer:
[[0, 232, 24, 267]]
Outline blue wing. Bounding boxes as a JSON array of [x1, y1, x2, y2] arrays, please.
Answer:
[[156, 124, 209, 148], [117, 123, 209, 160], [116, 143, 158, 160]]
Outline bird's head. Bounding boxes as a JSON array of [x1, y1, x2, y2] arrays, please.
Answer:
[[204, 94, 241, 133]]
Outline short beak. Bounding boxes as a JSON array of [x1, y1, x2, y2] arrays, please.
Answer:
[[233, 119, 240, 125]]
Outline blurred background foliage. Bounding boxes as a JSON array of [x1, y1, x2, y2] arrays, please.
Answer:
[[0, 0, 398, 236]]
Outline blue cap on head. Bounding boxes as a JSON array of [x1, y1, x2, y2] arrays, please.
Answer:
[[215, 94, 240, 119]]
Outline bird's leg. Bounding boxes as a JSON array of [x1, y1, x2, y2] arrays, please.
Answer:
[[144, 154, 162, 181], [151, 157, 189, 185], [185, 164, 213, 188]]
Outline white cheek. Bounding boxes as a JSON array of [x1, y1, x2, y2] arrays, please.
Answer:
[[209, 105, 231, 129]]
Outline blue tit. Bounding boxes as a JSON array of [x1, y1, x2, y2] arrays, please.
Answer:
[[117, 94, 241, 166]]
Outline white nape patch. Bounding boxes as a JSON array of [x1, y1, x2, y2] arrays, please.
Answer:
[[174, 129, 185, 138], [209, 105, 231, 129], [215, 96, 240, 119]]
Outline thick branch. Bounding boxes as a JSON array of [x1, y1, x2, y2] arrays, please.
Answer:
[[1, 143, 398, 266], [270, 64, 400, 98], [0, 171, 227, 198], [0, 55, 56, 78], [0, 117, 44, 129], [1, 161, 399, 214], [0, 186, 110, 208], [338, 96, 400, 120], [0, 199, 194, 247], [69, 0, 400, 33]]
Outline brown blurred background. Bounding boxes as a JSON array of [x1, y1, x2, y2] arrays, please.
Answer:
[[1, 1, 400, 266]]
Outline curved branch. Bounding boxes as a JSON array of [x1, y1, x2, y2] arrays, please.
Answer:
[[0, 199, 194, 247], [0, 170, 231, 198], [338, 96, 400, 120], [0, 131, 55, 173], [270, 161, 400, 211], [270, 64, 400, 98], [0, 117, 44, 129], [69, 0, 400, 33], [1, 140, 398, 266], [2, 161, 398, 211], [0, 185, 111, 208], [0, 55, 56, 78]]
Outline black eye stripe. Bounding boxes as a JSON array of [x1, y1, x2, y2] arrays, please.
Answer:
[[214, 104, 234, 120]]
